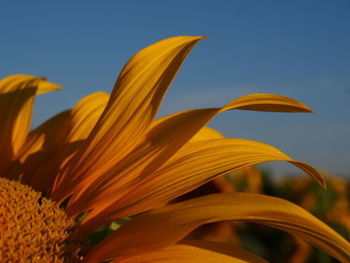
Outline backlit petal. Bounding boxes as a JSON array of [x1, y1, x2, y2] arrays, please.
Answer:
[[67, 90, 320, 230], [67, 90, 318, 221], [189, 126, 224, 142], [0, 74, 61, 94], [51, 36, 205, 202], [65, 108, 220, 219], [0, 75, 60, 174], [106, 240, 269, 263], [85, 193, 350, 263], [79, 138, 323, 232], [10, 92, 109, 191], [222, 93, 313, 113], [5, 110, 71, 183]]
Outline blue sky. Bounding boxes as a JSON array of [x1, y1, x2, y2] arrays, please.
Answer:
[[2, 1, 350, 176]]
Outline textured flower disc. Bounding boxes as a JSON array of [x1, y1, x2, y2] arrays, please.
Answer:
[[0, 177, 87, 262]]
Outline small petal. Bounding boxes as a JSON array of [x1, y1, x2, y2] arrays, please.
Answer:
[[0, 75, 60, 174], [189, 126, 224, 142], [10, 92, 109, 191], [223, 93, 313, 113], [0, 74, 62, 94]]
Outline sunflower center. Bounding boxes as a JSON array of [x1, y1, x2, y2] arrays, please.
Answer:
[[0, 177, 88, 262]]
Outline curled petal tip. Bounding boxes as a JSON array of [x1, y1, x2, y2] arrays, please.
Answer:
[[173, 35, 207, 41], [37, 79, 63, 94]]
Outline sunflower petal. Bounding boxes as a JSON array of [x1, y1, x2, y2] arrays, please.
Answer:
[[51, 91, 110, 189], [64, 108, 220, 218], [78, 138, 323, 233], [9, 92, 109, 191], [65, 88, 319, 219], [68, 91, 110, 142], [0, 75, 60, 174], [51, 36, 205, 201], [5, 110, 71, 182], [0, 74, 62, 94], [85, 193, 350, 263], [223, 93, 313, 113], [189, 126, 225, 142], [105, 240, 269, 263]]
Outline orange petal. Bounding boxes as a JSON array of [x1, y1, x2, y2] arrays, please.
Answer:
[[0, 75, 61, 175], [18, 110, 71, 162], [65, 88, 320, 221], [10, 92, 109, 191], [52, 91, 110, 190], [222, 93, 313, 113], [51, 36, 205, 202], [85, 193, 350, 263], [67, 91, 110, 142], [189, 126, 224, 142], [79, 138, 323, 232], [105, 240, 269, 263], [0, 74, 62, 94], [64, 108, 220, 219], [6, 110, 72, 183]]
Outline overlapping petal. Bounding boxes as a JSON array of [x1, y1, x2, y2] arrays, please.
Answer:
[[109, 240, 269, 263], [0, 74, 61, 94], [78, 138, 323, 232], [64, 89, 321, 222], [189, 126, 224, 142], [8, 91, 109, 191], [85, 193, 350, 263], [223, 93, 313, 113], [51, 36, 205, 201], [65, 108, 220, 218], [51, 34, 314, 203], [0, 75, 61, 174]]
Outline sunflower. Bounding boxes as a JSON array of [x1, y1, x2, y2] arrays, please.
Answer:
[[1, 36, 349, 263]]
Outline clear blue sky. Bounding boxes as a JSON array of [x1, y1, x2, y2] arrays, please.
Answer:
[[2, 1, 350, 176]]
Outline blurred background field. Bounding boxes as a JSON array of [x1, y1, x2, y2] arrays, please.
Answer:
[[178, 166, 350, 263]]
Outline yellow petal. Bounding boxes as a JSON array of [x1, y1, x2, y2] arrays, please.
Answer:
[[51, 36, 205, 202], [0, 74, 62, 94], [51, 91, 110, 191], [78, 138, 323, 232], [68, 91, 110, 142], [50, 36, 315, 208], [5, 110, 71, 183], [223, 93, 313, 113], [19, 110, 72, 162], [105, 240, 269, 263], [189, 126, 224, 142], [36, 78, 62, 94], [9, 92, 109, 191], [66, 89, 319, 220], [85, 193, 350, 263], [21, 141, 82, 192], [64, 108, 220, 219], [0, 75, 60, 174]]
